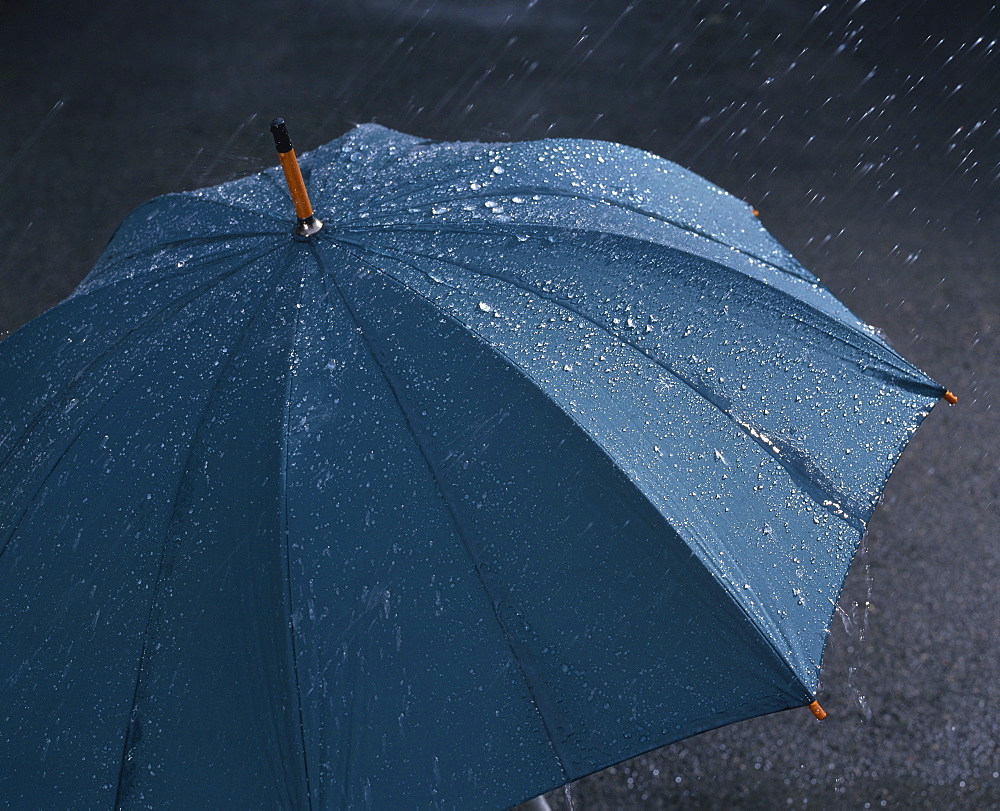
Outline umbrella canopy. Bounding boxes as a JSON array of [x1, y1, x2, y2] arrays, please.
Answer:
[[0, 124, 946, 809]]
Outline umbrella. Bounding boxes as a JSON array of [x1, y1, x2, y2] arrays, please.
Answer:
[[0, 121, 952, 809]]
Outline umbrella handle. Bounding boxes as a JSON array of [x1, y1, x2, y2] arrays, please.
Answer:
[[271, 118, 323, 237]]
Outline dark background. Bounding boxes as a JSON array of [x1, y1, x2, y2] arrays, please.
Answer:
[[1, 0, 996, 807]]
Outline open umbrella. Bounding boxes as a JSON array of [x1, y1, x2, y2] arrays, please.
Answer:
[[0, 121, 951, 809]]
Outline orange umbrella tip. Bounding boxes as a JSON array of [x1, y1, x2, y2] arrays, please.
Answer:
[[751, 208, 760, 217], [943, 390, 958, 405], [808, 700, 827, 720]]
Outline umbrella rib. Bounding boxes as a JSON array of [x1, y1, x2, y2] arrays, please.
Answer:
[[260, 166, 294, 198], [335, 221, 926, 377], [309, 241, 573, 784], [326, 135, 437, 205], [318, 239, 816, 708], [111, 254, 293, 809], [393, 226, 931, 387], [173, 192, 289, 225], [0, 243, 288, 558], [278, 260, 316, 810], [0, 241, 283, 473], [326, 236, 868, 526], [340, 185, 814, 281], [296, 134, 436, 218], [70, 236, 282, 300]]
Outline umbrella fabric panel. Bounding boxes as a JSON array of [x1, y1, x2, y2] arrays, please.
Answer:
[[0, 252, 299, 805], [179, 123, 931, 425], [297, 244, 811, 804], [318, 228, 940, 691], [283, 261, 566, 808], [346, 227, 941, 523], [0, 330, 215, 806], [293, 125, 938, 425], [0, 242, 291, 575], [0, 237, 283, 465], [74, 194, 286, 298], [114, 259, 311, 809], [300, 124, 815, 284], [0, 242, 286, 595]]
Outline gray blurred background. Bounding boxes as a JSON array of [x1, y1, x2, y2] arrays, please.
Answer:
[[1, 0, 996, 807]]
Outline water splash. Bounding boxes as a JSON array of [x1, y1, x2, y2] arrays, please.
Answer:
[[839, 531, 874, 721], [563, 782, 576, 811]]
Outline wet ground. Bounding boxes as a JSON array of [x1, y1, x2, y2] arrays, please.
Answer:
[[1, 0, 997, 807]]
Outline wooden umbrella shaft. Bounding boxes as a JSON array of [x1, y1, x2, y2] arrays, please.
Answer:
[[278, 149, 313, 221], [271, 118, 322, 236]]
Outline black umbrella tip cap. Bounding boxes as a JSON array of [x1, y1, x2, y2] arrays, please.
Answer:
[[270, 118, 292, 153]]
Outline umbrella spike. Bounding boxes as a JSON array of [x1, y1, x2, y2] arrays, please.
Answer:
[[808, 700, 827, 720], [943, 390, 958, 405], [270, 118, 322, 237]]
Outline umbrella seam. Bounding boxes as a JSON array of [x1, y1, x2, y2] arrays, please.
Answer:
[[0, 244, 287, 560], [309, 241, 573, 784], [324, 235, 874, 527], [351, 237, 946, 522], [344, 229, 928, 383], [327, 239, 881, 684], [334, 221, 928, 381], [335, 187, 812, 282], [321, 239, 816, 700], [173, 191, 289, 224], [278, 261, 316, 810], [74, 234, 284, 298], [112, 250, 292, 809]]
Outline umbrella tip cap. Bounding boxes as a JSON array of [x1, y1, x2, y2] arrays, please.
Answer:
[[271, 118, 292, 153], [808, 700, 827, 720], [943, 390, 958, 404]]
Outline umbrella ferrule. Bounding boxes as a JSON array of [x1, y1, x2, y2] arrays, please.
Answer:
[[296, 214, 323, 237]]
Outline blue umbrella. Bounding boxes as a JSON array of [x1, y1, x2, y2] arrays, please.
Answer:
[[0, 122, 951, 809]]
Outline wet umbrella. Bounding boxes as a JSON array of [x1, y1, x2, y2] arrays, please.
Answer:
[[0, 121, 952, 809]]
